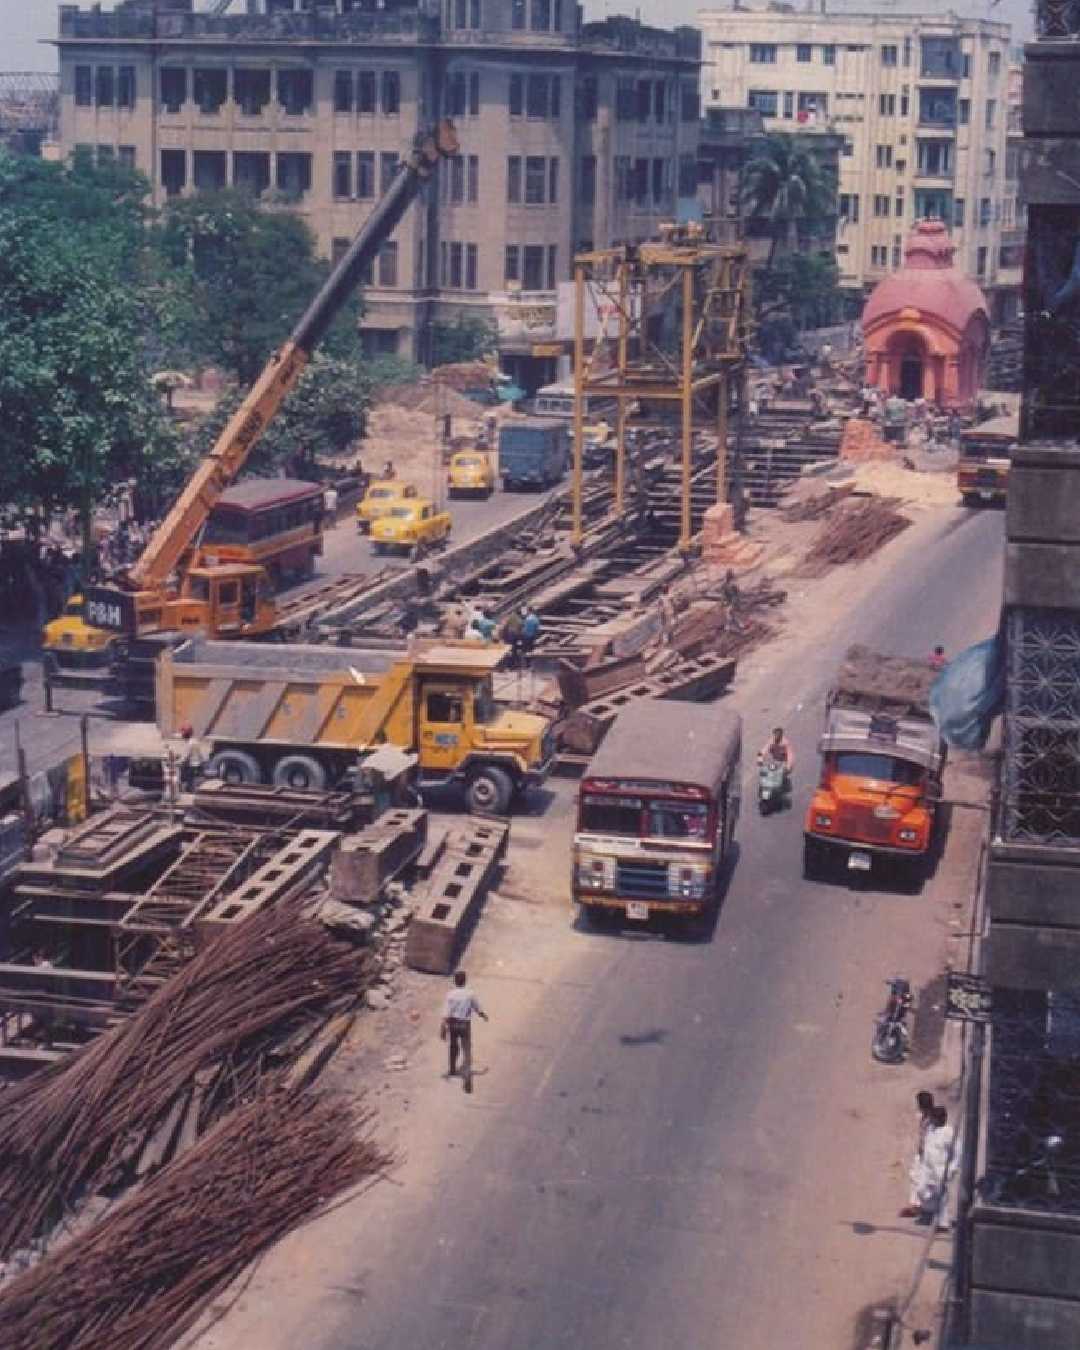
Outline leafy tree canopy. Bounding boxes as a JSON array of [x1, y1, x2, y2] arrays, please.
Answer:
[[430, 314, 498, 367], [741, 133, 837, 268]]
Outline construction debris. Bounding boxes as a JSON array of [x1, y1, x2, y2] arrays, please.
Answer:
[[0, 1087, 389, 1350], [801, 496, 911, 574], [0, 903, 372, 1260], [781, 482, 856, 522]]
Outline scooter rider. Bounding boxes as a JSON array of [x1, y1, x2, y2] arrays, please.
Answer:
[[758, 726, 794, 780]]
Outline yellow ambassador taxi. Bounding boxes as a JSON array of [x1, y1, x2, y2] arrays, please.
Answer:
[[447, 451, 495, 499], [356, 480, 418, 533], [370, 499, 452, 555]]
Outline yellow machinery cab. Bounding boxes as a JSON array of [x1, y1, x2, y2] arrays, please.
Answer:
[[42, 595, 115, 668], [124, 563, 274, 638], [356, 480, 418, 532], [447, 451, 495, 498]]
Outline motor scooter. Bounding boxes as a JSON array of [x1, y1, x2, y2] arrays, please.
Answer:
[[872, 977, 913, 1064], [757, 755, 790, 815]]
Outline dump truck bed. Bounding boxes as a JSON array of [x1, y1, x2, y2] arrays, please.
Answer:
[[828, 645, 936, 720]]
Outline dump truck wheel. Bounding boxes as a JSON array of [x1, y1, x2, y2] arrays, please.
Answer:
[[465, 765, 513, 816], [209, 750, 262, 786], [272, 754, 327, 792]]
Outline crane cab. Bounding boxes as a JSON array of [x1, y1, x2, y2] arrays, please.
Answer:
[[171, 564, 275, 637]]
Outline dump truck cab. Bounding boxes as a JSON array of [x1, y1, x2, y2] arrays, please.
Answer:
[[573, 700, 742, 923], [356, 480, 418, 532], [804, 648, 944, 883], [41, 594, 115, 669], [448, 451, 495, 498], [370, 499, 452, 554]]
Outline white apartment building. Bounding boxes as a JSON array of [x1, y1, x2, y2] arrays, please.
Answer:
[[698, 3, 1012, 307]]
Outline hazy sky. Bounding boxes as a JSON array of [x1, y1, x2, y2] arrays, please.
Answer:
[[1, 0, 1034, 73]]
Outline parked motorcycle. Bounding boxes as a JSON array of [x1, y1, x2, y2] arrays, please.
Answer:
[[872, 977, 914, 1064], [757, 756, 790, 815]]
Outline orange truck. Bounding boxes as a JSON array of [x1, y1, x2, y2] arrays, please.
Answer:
[[803, 647, 945, 883]]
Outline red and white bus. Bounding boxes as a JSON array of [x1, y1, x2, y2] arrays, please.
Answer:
[[196, 478, 325, 588]]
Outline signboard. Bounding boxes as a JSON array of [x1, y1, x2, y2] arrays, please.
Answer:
[[531, 343, 564, 358], [83, 586, 137, 635], [556, 281, 642, 342], [945, 971, 993, 1024]]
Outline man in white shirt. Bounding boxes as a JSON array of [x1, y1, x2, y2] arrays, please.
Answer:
[[323, 485, 339, 527], [441, 969, 488, 1094]]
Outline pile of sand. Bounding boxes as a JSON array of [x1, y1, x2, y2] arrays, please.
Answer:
[[848, 460, 961, 509]]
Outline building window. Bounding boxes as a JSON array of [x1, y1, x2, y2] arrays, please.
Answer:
[[842, 137, 854, 157], [747, 89, 778, 117], [357, 70, 376, 114], [276, 69, 312, 116], [900, 91, 910, 117], [976, 245, 987, 277], [917, 139, 953, 175], [93, 66, 114, 108], [632, 157, 648, 205], [874, 194, 890, 217], [530, 0, 551, 31], [653, 79, 667, 121], [161, 148, 186, 196], [651, 157, 664, 203], [333, 150, 352, 199], [783, 91, 794, 120], [903, 37, 912, 68], [381, 70, 401, 116], [798, 91, 826, 120], [276, 152, 312, 200], [915, 188, 952, 220], [117, 65, 135, 109], [469, 71, 480, 115], [509, 72, 523, 117], [512, 0, 525, 30], [235, 68, 270, 116], [449, 241, 463, 288], [334, 70, 353, 113], [466, 243, 478, 290], [957, 98, 969, 126], [985, 99, 996, 129], [378, 241, 398, 288], [822, 45, 836, 66], [193, 69, 227, 115], [985, 148, 996, 176], [234, 151, 270, 197], [467, 154, 479, 203], [979, 196, 991, 225], [881, 45, 898, 67], [525, 155, 546, 205], [954, 197, 965, 227], [357, 151, 375, 198], [797, 43, 812, 63], [875, 144, 892, 168], [525, 74, 559, 119], [616, 79, 635, 121], [380, 151, 399, 194], [921, 37, 961, 79], [839, 192, 859, 223], [988, 50, 1001, 78], [580, 75, 598, 121], [547, 244, 557, 290], [446, 71, 468, 117], [439, 241, 448, 287], [75, 66, 92, 107], [505, 244, 520, 284], [507, 155, 521, 203], [636, 79, 652, 123], [895, 189, 904, 218], [892, 243, 902, 267], [523, 244, 545, 291], [613, 155, 630, 202], [680, 82, 699, 121], [450, 155, 465, 203], [580, 155, 596, 205], [879, 93, 895, 116], [118, 145, 136, 169], [193, 150, 227, 191], [919, 89, 956, 127], [678, 154, 696, 196], [962, 53, 971, 79], [749, 44, 776, 65], [549, 157, 559, 204]]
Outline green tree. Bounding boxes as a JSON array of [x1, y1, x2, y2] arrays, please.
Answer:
[[430, 314, 498, 367], [741, 134, 837, 269], [154, 190, 363, 384], [755, 252, 844, 330], [0, 151, 176, 570]]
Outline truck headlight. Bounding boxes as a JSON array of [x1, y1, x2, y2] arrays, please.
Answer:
[[576, 855, 613, 890], [667, 863, 707, 898], [898, 828, 918, 842], [814, 813, 833, 828]]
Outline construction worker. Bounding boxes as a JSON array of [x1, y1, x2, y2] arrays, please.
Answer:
[[176, 724, 204, 792]]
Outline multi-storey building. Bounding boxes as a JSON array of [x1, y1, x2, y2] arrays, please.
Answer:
[[55, 0, 702, 390], [697, 2, 1013, 311]]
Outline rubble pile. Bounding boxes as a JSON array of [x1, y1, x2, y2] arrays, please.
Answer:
[[801, 496, 911, 574]]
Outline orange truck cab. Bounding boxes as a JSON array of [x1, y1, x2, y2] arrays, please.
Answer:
[[957, 412, 1017, 507], [803, 649, 944, 883]]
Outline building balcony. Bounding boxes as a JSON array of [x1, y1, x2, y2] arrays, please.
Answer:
[[1035, 1, 1080, 39], [914, 166, 956, 184], [57, 5, 438, 46]]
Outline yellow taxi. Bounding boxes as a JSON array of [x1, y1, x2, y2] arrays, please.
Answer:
[[447, 451, 496, 499], [41, 595, 115, 669], [355, 480, 418, 533], [370, 499, 452, 555]]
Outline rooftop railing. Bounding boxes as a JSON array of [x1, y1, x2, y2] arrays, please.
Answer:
[[58, 6, 437, 44], [1036, 1, 1080, 39]]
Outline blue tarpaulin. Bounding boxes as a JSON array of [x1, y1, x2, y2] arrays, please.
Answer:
[[930, 629, 1006, 750]]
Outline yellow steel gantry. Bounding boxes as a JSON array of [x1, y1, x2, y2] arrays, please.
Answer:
[[570, 224, 751, 552]]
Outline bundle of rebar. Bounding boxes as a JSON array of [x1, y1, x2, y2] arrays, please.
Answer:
[[0, 1088, 390, 1350], [802, 496, 910, 572], [0, 904, 372, 1259], [780, 482, 855, 522]]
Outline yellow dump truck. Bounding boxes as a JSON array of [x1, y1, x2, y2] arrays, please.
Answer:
[[158, 637, 554, 815]]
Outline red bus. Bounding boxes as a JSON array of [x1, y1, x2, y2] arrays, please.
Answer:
[[196, 478, 325, 588]]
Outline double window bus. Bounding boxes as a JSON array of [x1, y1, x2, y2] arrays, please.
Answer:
[[197, 478, 325, 588]]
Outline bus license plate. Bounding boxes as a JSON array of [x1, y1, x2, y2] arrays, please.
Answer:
[[626, 902, 649, 921], [979, 490, 994, 500], [848, 851, 872, 872]]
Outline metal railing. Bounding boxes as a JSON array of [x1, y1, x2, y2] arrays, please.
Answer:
[[1037, 0, 1080, 39]]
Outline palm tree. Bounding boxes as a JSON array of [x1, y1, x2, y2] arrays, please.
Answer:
[[740, 134, 837, 269]]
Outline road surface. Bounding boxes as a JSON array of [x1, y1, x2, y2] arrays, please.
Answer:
[[0, 480, 551, 781], [196, 505, 1004, 1350]]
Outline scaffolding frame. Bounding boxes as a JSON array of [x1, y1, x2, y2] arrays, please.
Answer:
[[570, 228, 750, 551]]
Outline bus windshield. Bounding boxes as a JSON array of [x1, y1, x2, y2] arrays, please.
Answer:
[[645, 800, 709, 839], [833, 752, 924, 786], [203, 509, 249, 545]]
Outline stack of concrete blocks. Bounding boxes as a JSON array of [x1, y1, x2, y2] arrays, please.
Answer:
[[405, 820, 509, 975], [330, 809, 427, 905]]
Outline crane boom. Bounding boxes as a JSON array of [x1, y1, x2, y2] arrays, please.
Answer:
[[129, 120, 459, 591]]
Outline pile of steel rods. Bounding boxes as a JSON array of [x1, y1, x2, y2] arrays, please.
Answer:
[[0, 905, 372, 1259], [0, 1088, 390, 1350], [802, 496, 910, 572]]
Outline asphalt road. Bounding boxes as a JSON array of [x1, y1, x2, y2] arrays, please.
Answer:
[[0, 480, 550, 781], [236, 505, 1004, 1350]]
